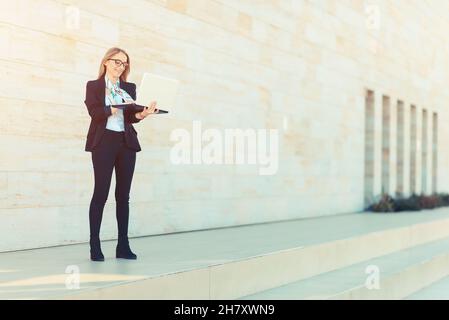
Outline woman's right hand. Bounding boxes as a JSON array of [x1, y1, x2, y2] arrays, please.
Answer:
[[111, 106, 119, 115]]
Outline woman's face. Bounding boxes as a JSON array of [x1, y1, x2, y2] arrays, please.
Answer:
[[104, 52, 128, 79]]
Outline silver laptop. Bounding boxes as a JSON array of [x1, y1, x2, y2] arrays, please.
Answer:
[[115, 73, 179, 113], [135, 73, 180, 113]]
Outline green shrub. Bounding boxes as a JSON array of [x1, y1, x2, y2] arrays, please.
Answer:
[[394, 194, 421, 211], [368, 192, 449, 213], [439, 193, 449, 206], [419, 194, 442, 209], [369, 194, 395, 212]]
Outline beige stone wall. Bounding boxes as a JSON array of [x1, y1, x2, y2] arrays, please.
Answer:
[[1, 0, 449, 252]]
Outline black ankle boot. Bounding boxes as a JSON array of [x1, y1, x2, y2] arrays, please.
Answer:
[[90, 237, 105, 262], [116, 237, 137, 260]]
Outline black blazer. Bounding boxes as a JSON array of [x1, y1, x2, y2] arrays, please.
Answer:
[[84, 77, 142, 152]]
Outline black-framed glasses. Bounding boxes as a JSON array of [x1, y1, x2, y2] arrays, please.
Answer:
[[108, 59, 129, 68]]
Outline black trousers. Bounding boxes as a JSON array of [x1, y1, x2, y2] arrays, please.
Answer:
[[89, 128, 136, 241]]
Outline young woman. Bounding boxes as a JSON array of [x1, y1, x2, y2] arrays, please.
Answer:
[[84, 47, 157, 261]]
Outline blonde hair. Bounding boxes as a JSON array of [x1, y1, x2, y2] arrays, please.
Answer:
[[97, 47, 131, 82]]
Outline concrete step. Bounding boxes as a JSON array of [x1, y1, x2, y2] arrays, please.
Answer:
[[406, 275, 449, 299], [2, 209, 449, 299], [239, 236, 449, 300]]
